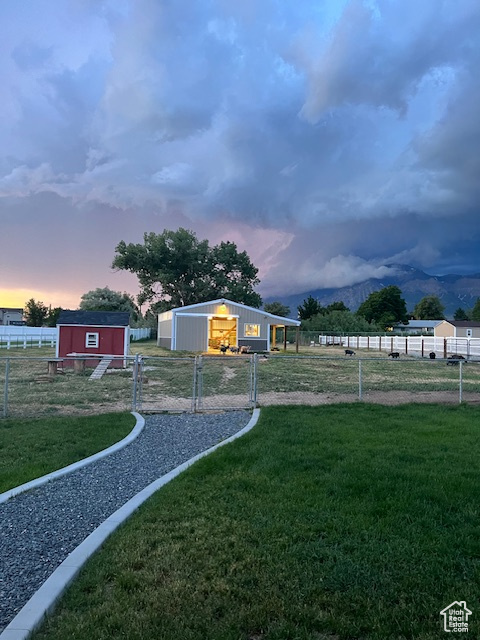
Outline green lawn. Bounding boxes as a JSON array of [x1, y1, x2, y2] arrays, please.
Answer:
[[0, 412, 135, 493], [32, 404, 480, 640]]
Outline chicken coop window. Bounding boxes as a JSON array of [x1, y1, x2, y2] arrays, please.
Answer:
[[244, 323, 260, 337], [85, 332, 99, 348]]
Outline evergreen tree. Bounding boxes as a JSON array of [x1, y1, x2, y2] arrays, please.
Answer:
[[24, 298, 48, 327], [453, 307, 470, 321], [471, 298, 480, 321], [297, 295, 322, 321]]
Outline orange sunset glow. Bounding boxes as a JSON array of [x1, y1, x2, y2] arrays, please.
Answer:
[[0, 289, 81, 310]]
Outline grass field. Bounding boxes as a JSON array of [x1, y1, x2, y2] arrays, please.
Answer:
[[0, 412, 135, 493], [31, 404, 480, 640]]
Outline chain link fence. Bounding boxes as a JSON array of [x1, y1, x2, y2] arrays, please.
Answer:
[[1, 353, 480, 418]]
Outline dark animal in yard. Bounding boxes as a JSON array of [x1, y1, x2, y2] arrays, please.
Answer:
[[271, 346, 280, 351], [447, 354, 465, 366], [388, 352, 400, 359], [219, 344, 228, 354], [429, 352, 436, 359], [345, 349, 355, 356], [229, 346, 239, 354]]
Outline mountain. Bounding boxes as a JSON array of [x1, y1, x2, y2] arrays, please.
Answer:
[[265, 265, 480, 319]]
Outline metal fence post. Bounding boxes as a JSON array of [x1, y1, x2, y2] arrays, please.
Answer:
[[132, 353, 139, 411], [3, 358, 10, 418], [459, 360, 463, 404], [358, 359, 363, 401], [196, 355, 203, 412], [248, 354, 254, 405], [253, 353, 258, 408], [192, 356, 198, 412]]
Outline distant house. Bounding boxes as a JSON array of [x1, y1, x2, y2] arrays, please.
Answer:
[[158, 298, 301, 352], [434, 320, 480, 339], [0, 307, 24, 325], [394, 320, 442, 335], [56, 310, 130, 367]]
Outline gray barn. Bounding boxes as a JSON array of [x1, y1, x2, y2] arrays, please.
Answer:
[[158, 298, 300, 352]]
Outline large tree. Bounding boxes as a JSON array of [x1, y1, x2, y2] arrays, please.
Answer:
[[356, 286, 408, 329], [413, 295, 445, 320], [112, 228, 261, 309], [209, 240, 261, 307], [24, 298, 48, 327], [80, 287, 139, 321], [263, 301, 291, 317]]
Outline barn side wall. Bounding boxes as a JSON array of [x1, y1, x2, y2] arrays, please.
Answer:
[[238, 338, 268, 351], [157, 314, 173, 349]]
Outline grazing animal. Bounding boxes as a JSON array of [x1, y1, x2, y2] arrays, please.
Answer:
[[345, 349, 355, 356], [388, 352, 400, 359], [239, 346, 251, 354], [447, 354, 465, 366], [429, 352, 436, 359]]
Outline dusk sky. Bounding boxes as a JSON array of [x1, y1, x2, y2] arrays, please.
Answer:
[[1, 0, 479, 310]]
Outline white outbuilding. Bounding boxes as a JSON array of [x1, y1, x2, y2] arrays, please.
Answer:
[[158, 298, 300, 352]]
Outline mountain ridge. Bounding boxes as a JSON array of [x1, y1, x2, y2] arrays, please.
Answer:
[[265, 265, 480, 319]]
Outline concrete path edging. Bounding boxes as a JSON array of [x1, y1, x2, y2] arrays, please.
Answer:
[[0, 408, 260, 640], [0, 412, 145, 505]]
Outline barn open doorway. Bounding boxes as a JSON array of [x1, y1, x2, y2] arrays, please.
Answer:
[[208, 317, 237, 352]]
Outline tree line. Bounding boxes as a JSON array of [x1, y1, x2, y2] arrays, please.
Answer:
[[21, 228, 480, 329], [284, 289, 480, 332]]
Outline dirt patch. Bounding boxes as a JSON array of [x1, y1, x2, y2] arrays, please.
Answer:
[[137, 390, 480, 412]]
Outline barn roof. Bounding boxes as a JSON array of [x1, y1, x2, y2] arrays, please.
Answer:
[[57, 310, 130, 326], [162, 298, 301, 326]]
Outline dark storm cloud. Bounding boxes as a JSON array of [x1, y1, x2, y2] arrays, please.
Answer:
[[1, 0, 479, 305]]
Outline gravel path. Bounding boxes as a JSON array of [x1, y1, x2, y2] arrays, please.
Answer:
[[0, 410, 251, 633]]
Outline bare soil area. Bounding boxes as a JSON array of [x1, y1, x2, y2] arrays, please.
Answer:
[[138, 389, 480, 412]]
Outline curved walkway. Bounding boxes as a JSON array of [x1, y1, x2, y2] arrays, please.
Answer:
[[0, 410, 258, 639]]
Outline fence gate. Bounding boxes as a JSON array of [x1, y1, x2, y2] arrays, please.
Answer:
[[194, 355, 255, 411], [132, 355, 255, 413]]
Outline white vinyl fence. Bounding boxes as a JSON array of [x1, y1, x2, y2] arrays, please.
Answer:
[[0, 326, 151, 349], [0, 327, 56, 348], [314, 334, 480, 358]]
